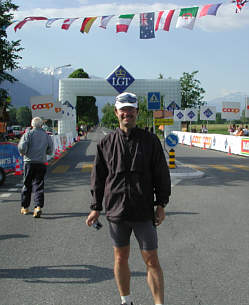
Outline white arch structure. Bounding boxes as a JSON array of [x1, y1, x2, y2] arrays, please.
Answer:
[[58, 78, 181, 136]]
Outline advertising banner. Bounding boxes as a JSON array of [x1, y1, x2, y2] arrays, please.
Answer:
[[0, 142, 23, 172], [200, 106, 216, 121], [221, 101, 240, 120], [173, 131, 249, 156], [30, 95, 63, 120], [245, 97, 249, 118]]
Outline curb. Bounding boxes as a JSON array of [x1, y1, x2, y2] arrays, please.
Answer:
[[169, 161, 205, 179]]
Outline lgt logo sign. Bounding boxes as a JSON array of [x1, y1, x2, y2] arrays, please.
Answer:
[[106, 65, 135, 94]]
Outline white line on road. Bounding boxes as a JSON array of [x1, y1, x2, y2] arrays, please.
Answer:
[[0, 193, 11, 198]]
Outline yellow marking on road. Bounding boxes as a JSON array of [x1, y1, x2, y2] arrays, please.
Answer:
[[81, 163, 93, 172], [184, 164, 205, 171], [231, 164, 249, 171], [209, 165, 235, 172], [51, 165, 70, 174]]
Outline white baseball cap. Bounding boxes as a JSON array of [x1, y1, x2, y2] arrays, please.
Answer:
[[115, 92, 138, 109]]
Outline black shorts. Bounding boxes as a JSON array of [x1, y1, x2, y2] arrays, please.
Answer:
[[108, 220, 158, 250]]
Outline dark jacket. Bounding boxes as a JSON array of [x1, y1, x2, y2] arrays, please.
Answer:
[[90, 127, 171, 222]]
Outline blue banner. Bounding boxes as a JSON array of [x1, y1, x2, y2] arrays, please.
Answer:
[[0, 142, 23, 172]]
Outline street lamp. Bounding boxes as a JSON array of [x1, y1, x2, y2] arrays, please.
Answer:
[[51, 64, 71, 99]]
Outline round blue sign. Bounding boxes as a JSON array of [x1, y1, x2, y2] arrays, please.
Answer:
[[165, 134, 179, 147]]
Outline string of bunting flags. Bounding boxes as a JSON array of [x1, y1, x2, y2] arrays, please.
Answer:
[[2, 0, 248, 38]]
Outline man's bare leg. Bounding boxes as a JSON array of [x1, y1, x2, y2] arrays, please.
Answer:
[[141, 249, 164, 304], [114, 245, 131, 297]]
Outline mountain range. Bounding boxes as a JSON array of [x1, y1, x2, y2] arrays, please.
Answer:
[[1, 66, 248, 116]]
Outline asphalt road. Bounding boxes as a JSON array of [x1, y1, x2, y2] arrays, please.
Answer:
[[0, 128, 248, 305]]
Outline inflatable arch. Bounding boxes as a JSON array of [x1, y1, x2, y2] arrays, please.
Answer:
[[58, 67, 181, 136]]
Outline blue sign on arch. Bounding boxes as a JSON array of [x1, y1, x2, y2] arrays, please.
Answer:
[[106, 65, 135, 94], [148, 92, 160, 110]]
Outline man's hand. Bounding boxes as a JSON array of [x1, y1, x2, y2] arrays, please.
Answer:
[[86, 210, 100, 227], [154, 206, 165, 226]]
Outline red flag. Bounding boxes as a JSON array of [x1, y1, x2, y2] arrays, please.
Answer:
[[61, 18, 78, 30], [155, 10, 175, 31], [14, 17, 47, 32]]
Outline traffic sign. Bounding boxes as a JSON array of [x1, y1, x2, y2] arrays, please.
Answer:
[[154, 118, 173, 126], [165, 133, 179, 147], [148, 92, 160, 110]]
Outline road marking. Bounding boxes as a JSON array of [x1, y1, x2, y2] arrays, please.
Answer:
[[51, 165, 70, 174], [209, 165, 235, 172], [75, 162, 84, 168], [81, 163, 93, 172], [171, 179, 181, 187], [231, 164, 249, 171], [0, 193, 11, 198], [8, 188, 18, 192], [183, 164, 205, 171]]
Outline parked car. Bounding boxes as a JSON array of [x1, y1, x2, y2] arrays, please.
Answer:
[[11, 125, 24, 138]]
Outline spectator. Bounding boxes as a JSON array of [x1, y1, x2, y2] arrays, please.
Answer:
[[234, 127, 244, 136], [18, 117, 53, 218], [243, 125, 249, 136]]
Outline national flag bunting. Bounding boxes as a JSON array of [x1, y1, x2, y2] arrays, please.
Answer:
[[46, 18, 63, 28], [140, 12, 155, 39], [155, 10, 175, 31], [14, 17, 48, 32], [199, 3, 222, 17], [99, 15, 114, 29], [232, 0, 248, 13], [80, 17, 97, 33], [61, 18, 78, 30], [116, 14, 135, 33], [176, 7, 199, 30]]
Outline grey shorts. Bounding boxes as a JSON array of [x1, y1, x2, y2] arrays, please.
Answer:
[[108, 220, 158, 250]]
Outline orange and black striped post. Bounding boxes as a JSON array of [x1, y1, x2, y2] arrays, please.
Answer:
[[168, 149, 176, 169]]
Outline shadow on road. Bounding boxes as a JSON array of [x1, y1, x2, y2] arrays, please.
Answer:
[[166, 211, 199, 216], [0, 264, 146, 284], [41, 212, 89, 220], [0, 234, 29, 241]]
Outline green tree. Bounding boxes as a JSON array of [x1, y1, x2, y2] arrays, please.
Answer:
[[136, 96, 153, 128], [0, 0, 23, 107], [215, 112, 226, 124], [68, 68, 99, 126], [8, 106, 17, 124], [180, 71, 206, 109], [16, 106, 32, 127], [101, 103, 118, 128]]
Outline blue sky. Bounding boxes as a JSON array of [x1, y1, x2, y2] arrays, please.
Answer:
[[6, 0, 249, 101]]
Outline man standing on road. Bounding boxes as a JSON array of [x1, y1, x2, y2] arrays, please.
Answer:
[[86, 92, 171, 305], [18, 117, 53, 218]]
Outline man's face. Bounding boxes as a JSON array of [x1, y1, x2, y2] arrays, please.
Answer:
[[115, 106, 138, 129]]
